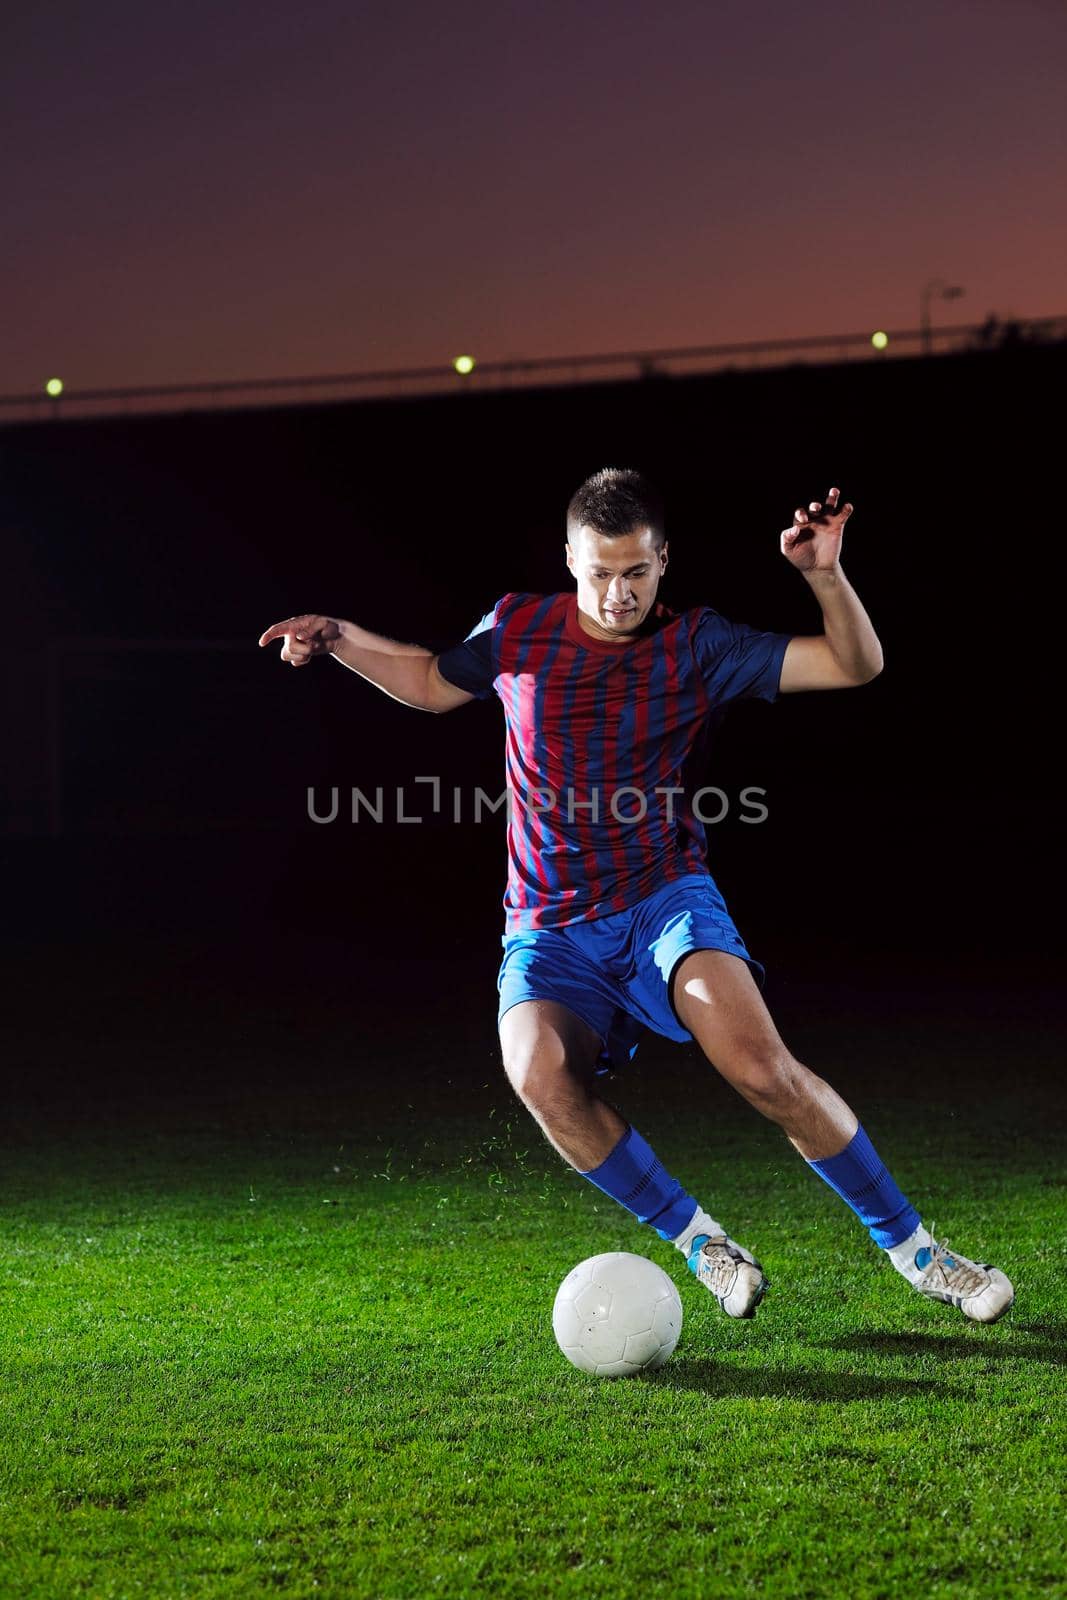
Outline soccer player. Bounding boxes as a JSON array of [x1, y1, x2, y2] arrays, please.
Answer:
[[258, 469, 1014, 1324]]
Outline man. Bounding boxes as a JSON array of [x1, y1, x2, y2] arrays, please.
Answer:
[[258, 468, 1014, 1324]]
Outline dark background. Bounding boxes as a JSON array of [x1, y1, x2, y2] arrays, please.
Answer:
[[3, 343, 1063, 1103]]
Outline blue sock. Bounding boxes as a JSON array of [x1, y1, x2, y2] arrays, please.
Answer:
[[807, 1124, 920, 1249], [579, 1124, 698, 1242]]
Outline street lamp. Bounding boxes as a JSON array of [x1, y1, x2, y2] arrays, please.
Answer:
[[920, 280, 965, 355]]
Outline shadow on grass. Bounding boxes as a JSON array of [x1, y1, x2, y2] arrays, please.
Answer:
[[821, 1330, 1067, 1367], [647, 1360, 952, 1402], [1015, 1319, 1067, 1342]]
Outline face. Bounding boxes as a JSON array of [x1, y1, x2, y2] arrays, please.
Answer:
[[565, 524, 668, 640]]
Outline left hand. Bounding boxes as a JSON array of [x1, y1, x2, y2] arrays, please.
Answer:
[[780, 486, 854, 573]]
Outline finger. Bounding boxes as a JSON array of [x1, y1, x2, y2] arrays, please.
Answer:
[[259, 617, 308, 647], [794, 508, 809, 523]]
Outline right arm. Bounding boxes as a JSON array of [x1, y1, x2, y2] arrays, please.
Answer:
[[257, 613, 475, 714]]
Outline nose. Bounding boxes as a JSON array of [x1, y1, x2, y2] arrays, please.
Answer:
[[606, 578, 632, 605]]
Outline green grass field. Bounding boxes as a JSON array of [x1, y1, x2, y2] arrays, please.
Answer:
[[2, 941, 1065, 1598]]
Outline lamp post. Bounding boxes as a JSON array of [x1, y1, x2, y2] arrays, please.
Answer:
[[920, 280, 965, 355]]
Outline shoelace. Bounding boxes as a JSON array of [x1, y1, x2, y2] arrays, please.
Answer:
[[922, 1227, 990, 1298], [697, 1237, 741, 1297]]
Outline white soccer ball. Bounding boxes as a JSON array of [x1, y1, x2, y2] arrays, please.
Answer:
[[552, 1251, 683, 1378]]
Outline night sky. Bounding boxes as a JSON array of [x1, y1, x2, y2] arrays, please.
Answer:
[[5, 0, 1065, 393]]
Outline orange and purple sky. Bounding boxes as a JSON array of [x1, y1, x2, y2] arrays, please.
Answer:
[[5, 0, 1065, 393]]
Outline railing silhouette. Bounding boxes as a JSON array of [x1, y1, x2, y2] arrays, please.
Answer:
[[3, 313, 1064, 425]]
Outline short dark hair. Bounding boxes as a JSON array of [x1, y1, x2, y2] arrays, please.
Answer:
[[566, 467, 665, 551]]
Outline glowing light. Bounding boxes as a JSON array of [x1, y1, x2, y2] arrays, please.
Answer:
[[453, 355, 475, 375], [871, 331, 889, 351], [45, 377, 64, 396]]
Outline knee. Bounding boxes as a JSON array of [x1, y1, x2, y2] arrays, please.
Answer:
[[501, 1031, 578, 1113], [500, 1001, 601, 1113], [727, 1047, 809, 1118]]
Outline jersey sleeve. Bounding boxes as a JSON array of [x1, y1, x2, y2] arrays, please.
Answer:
[[434, 595, 511, 700], [692, 607, 792, 705]]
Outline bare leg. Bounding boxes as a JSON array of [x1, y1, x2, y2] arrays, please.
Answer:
[[671, 949, 858, 1160], [498, 999, 624, 1170]]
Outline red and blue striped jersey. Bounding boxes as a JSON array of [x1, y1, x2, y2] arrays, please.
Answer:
[[436, 591, 791, 933]]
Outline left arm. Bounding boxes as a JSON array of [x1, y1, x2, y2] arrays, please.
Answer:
[[777, 487, 884, 693]]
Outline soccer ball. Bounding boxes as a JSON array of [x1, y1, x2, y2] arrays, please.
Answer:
[[552, 1251, 683, 1378]]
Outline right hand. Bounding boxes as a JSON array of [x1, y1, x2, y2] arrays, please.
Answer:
[[257, 614, 342, 666]]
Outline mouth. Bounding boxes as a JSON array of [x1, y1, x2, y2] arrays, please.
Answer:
[[605, 606, 636, 618]]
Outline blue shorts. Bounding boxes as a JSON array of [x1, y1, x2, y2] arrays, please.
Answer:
[[496, 871, 765, 1078]]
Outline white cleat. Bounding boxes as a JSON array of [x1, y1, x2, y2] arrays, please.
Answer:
[[687, 1233, 768, 1319], [910, 1235, 1014, 1324]]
